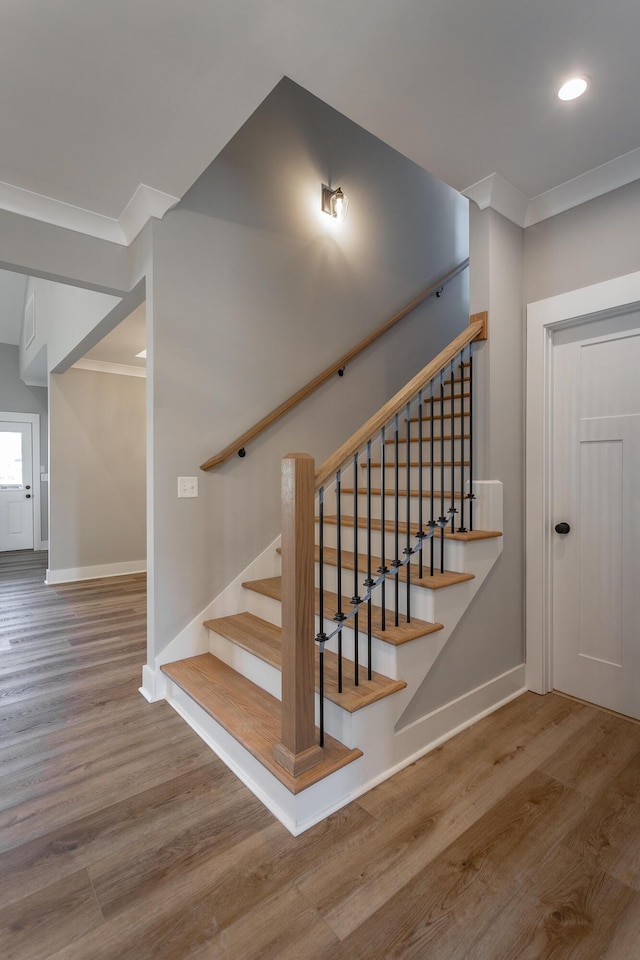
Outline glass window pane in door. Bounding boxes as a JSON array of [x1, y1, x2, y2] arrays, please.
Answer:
[[0, 432, 23, 486]]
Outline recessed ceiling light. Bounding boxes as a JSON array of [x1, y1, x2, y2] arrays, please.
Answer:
[[136, 349, 147, 359], [557, 76, 589, 101]]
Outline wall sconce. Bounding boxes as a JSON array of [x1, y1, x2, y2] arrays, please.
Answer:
[[322, 185, 349, 221]]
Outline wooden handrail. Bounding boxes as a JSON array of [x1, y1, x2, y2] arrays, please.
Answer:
[[200, 258, 470, 471], [315, 313, 487, 490]]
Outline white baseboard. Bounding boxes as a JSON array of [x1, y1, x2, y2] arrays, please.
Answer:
[[37, 540, 49, 551], [45, 558, 146, 585]]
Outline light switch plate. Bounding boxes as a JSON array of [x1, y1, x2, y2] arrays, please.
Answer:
[[177, 477, 198, 498]]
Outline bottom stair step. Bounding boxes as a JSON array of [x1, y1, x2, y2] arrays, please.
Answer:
[[204, 611, 407, 711], [161, 654, 362, 795]]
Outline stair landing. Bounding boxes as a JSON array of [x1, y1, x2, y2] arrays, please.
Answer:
[[161, 653, 362, 794]]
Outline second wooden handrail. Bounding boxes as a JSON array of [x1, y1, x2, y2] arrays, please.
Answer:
[[200, 258, 469, 471], [314, 313, 487, 490]]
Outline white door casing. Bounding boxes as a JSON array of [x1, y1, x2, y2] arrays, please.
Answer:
[[0, 412, 42, 552], [526, 270, 640, 699], [552, 319, 640, 717]]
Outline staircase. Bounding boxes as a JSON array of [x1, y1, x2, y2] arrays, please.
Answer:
[[157, 315, 516, 834]]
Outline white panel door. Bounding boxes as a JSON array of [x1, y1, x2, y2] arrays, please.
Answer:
[[553, 318, 640, 718], [0, 421, 34, 551]]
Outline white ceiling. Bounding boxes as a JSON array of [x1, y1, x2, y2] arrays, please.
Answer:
[[1, 0, 640, 233]]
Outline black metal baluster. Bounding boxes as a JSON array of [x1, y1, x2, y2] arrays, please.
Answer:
[[404, 402, 412, 623], [439, 371, 446, 574], [393, 414, 400, 627], [429, 381, 435, 578], [351, 452, 361, 685], [418, 389, 424, 580], [458, 349, 468, 532], [379, 426, 388, 631], [316, 486, 327, 747], [469, 351, 475, 531], [365, 439, 373, 680], [334, 469, 346, 692], [449, 358, 457, 533]]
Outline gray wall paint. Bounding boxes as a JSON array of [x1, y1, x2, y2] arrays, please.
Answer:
[[524, 179, 640, 304], [49, 368, 146, 573], [0, 343, 48, 538], [149, 77, 469, 657], [400, 207, 525, 723]]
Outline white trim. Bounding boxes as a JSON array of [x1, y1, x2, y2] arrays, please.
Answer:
[[0, 411, 42, 551], [37, 540, 48, 551], [463, 173, 529, 227], [464, 149, 640, 230], [526, 146, 640, 227], [72, 358, 146, 379], [525, 270, 640, 694], [0, 179, 179, 246], [45, 558, 146, 585], [23, 294, 35, 349]]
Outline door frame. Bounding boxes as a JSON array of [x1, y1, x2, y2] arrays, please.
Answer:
[[525, 270, 640, 694], [0, 411, 43, 551]]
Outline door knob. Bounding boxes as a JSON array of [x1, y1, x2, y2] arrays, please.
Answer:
[[25, 494, 31, 499], [555, 521, 570, 534]]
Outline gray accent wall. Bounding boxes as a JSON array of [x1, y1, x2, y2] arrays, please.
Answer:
[[148, 77, 469, 659], [400, 207, 525, 723], [0, 342, 48, 538], [49, 368, 146, 574]]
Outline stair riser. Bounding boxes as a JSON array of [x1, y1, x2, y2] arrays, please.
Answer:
[[242, 589, 399, 679], [206, 627, 362, 745], [318, 563, 436, 623], [357, 464, 468, 490], [338, 492, 469, 525], [317, 523, 468, 572]]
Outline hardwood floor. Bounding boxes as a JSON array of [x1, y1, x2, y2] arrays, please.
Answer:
[[1, 549, 640, 959]]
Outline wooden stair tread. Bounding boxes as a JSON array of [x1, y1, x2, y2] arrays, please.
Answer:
[[242, 577, 443, 645], [161, 654, 362, 794], [204, 612, 406, 712], [322, 514, 502, 541], [312, 547, 475, 589], [341, 487, 465, 500], [424, 391, 471, 402]]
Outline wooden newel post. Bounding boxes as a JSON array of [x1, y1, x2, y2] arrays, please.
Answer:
[[273, 453, 324, 776]]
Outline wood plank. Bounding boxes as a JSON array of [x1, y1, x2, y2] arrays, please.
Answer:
[[1, 559, 639, 959], [204, 612, 406, 712], [322, 513, 502, 542], [160, 654, 362, 793], [242, 576, 443, 645], [310, 545, 475, 590], [200, 259, 470, 471]]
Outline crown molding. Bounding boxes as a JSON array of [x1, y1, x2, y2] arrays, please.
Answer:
[[0, 180, 179, 245], [524, 146, 640, 226], [464, 147, 640, 230], [72, 358, 146, 378], [463, 173, 528, 227]]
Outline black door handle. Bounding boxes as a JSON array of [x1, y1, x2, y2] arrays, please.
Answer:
[[25, 494, 31, 499], [555, 522, 570, 534]]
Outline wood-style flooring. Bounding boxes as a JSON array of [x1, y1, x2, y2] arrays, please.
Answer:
[[1, 549, 640, 959]]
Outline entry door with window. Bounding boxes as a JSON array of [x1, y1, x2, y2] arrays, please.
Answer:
[[0, 421, 34, 551], [552, 312, 640, 719]]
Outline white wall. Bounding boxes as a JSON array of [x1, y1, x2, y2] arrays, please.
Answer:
[[48, 368, 146, 578], [148, 77, 469, 660]]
